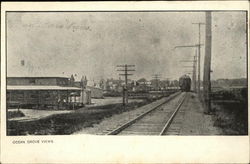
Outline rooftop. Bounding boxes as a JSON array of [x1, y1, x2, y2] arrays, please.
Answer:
[[7, 85, 81, 91], [7, 76, 70, 79]]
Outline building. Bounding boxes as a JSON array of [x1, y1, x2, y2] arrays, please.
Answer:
[[7, 77, 70, 86], [72, 79, 101, 101], [87, 86, 104, 99], [7, 77, 86, 110]]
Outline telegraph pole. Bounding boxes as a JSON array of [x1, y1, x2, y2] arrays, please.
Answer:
[[203, 12, 212, 114], [192, 22, 205, 96], [193, 55, 197, 92], [117, 64, 135, 105]]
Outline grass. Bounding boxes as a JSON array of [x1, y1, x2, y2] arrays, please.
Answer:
[[211, 88, 248, 135], [7, 100, 153, 135], [212, 101, 247, 135]]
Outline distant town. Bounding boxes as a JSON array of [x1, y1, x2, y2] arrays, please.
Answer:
[[7, 74, 247, 110]]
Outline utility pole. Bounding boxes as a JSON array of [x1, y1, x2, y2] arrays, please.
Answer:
[[193, 55, 197, 92], [203, 12, 212, 114], [192, 22, 205, 96], [152, 74, 161, 91], [117, 64, 135, 106]]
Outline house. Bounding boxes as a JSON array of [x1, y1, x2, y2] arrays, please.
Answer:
[[7, 77, 70, 86], [86, 86, 103, 99]]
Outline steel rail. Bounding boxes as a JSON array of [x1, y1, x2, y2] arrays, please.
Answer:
[[159, 93, 187, 135], [106, 92, 182, 135]]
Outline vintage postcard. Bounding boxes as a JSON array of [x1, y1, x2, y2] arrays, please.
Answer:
[[1, 1, 249, 163]]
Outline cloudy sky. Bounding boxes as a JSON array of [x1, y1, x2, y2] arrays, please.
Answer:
[[7, 12, 247, 82]]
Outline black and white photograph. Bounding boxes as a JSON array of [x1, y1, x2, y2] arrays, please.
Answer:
[[1, 2, 249, 164], [5, 10, 247, 136]]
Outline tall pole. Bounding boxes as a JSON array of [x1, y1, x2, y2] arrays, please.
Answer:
[[195, 49, 198, 92], [117, 64, 135, 106], [203, 12, 212, 114], [192, 22, 205, 96], [125, 64, 128, 104], [198, 24, 201, 96], [193, 55, 197, 92]]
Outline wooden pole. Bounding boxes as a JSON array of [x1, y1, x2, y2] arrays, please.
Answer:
[[203, 11, 212, 114], [192, 55, 197, 92], [117, 64, 135, 106], [125, 64, 128, 104], [192, 23, 205, 96], [122, 86, 125, 106], [197, 24, 201, 96]]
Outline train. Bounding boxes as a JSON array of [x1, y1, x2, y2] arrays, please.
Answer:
[[179, 75, 191, 92]]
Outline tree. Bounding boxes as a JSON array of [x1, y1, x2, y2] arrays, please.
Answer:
[[137, 78, 147, 83]]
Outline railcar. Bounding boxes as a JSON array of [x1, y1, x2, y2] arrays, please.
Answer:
[[179, 75, 191, 92]]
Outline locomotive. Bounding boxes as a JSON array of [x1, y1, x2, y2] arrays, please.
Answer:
[[179, 75, 191, 92]]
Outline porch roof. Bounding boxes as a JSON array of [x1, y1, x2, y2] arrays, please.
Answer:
[[7, 85, 81, 91]]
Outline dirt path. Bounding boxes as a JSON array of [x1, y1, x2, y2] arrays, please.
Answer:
[[179, 92, 222, 135]]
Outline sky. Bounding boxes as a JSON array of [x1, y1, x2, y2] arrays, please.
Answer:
[[7, 12, 247, 83]]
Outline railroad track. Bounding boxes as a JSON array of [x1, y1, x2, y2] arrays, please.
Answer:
[[107, 92, 187, 135]]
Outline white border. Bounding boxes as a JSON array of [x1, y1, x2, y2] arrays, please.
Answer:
[[1, 2, 249, 163]]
